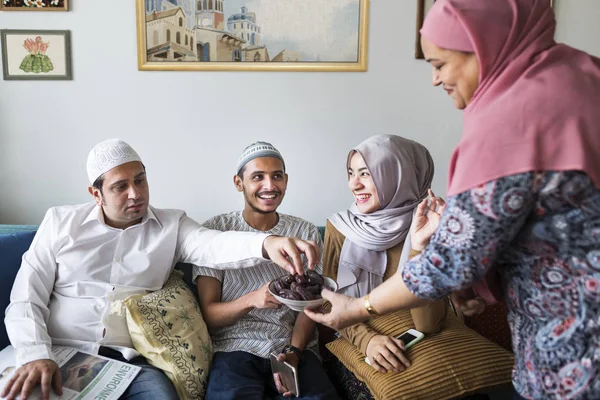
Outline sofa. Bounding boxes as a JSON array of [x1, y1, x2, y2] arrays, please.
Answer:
[[0, 224, 514, 400]]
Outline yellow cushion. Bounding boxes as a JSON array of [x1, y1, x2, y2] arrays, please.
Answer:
[[326, 308, 514, 400], [124, 271, 212, 400]]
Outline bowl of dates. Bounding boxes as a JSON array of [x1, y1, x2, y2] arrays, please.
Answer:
[[268, 270, 338, 312]]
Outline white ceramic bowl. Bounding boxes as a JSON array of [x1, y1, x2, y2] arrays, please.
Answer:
[[268, 276, 338, 312]]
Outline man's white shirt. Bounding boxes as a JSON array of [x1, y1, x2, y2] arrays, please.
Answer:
[[5, 202, 269, 366]]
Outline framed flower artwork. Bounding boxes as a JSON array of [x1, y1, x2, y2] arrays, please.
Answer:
[[1, 30, 72, 80], [0, 0, 69, 11]]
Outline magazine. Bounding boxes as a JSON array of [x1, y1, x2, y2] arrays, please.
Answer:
[[0, 346, 140, 400]]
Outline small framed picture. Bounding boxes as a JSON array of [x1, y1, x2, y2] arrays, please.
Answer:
[[0, 0, 69, 11], [1, 29, 72, 80]]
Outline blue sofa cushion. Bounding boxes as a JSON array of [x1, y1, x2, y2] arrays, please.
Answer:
[[0, 230, 36, 349]]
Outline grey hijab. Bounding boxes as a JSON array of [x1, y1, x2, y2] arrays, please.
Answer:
[[329, 134, 434, 298]]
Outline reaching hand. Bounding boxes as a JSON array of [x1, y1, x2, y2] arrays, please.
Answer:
[[303, 289, 368, 330], [273, 352, 299, 397], [1, 359, 62, 400], [262, 236, 320, 275], [410, 189, 446, 251], [366, 335, 411, 373], [450, 289, 486, 316], [251, 283, 281, 309]]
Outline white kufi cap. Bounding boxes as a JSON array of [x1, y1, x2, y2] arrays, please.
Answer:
[[86, 139, 142, 184]]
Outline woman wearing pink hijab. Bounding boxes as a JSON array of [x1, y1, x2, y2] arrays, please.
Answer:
[[305, 0, 600, 398]]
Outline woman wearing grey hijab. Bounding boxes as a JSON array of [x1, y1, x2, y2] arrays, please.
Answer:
[[323, 134, 447, 374]]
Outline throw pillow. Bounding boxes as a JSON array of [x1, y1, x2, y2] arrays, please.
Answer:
[[326, 307, 514, 400], [124, 270, 212, 400]]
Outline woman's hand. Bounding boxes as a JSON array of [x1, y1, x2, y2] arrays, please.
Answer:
[[366, 335, 411, 373], [410, 189, 446, 251], [450, 289, 486, 316], [303, 290, 369, 330]]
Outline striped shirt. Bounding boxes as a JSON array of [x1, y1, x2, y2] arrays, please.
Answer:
[[193, 211, 323, 359]]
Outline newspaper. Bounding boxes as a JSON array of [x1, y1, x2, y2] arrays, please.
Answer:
[[0, 346, 140, 400]]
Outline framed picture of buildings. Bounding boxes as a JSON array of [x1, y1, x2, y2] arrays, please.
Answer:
[[1, 29, 72, 80], [136, 0, 369, 72], [0, 0, 69, 11]]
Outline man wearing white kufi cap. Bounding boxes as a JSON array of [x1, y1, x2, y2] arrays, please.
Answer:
[[195, 141, 340, 399], [4, 139, 320, 399]]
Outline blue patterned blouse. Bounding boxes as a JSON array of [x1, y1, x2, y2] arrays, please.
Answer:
[[402, 171, 600, 400]]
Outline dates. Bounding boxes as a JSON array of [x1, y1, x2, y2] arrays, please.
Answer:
[[272, 270, 326, 301]]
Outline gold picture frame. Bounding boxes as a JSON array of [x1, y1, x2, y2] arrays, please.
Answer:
[[136, 0, 369, 72], [415, 0, 554, 59], [0, 0, 68, 11]]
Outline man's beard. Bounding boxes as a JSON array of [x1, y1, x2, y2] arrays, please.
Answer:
[[244, 191, 279, 215]]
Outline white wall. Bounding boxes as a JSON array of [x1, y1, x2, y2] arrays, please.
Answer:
[[1, 0, 599, 225]]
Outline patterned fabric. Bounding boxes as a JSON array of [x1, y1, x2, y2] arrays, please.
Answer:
[[124, 271, 212, 400], [463, 301, 513, 353], [193, 211, 323, 359], [403, 171, 600, 399], [324, 357, 374, 400]]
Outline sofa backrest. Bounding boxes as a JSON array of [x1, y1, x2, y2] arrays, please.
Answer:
[[0, 229, 38, 349]]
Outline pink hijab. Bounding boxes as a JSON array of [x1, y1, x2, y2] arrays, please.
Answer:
[[421, 0, 600, 197]]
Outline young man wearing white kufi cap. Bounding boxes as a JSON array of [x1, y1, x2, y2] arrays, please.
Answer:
[[3, 139, 320, 400], [195, 141, 340, 399]]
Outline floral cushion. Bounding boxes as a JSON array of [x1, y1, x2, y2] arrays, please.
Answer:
[[124, 271, 212, 399]]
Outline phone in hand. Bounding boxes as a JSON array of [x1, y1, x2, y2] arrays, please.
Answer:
[[270, 352, 300, 397], [365, 328, 425, 366], [396, 328, 425, 349]]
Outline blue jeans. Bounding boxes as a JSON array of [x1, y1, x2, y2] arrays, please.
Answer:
[[100, 348, 178, 400], [206, 351, 340, 400]]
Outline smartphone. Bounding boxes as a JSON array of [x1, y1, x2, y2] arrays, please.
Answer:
[[365, 328, 425, 366], [396, 328, 425, 349], [270, 352, 300, 397]]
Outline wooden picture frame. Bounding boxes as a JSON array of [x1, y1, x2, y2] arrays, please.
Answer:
[[1, 29, 72, 80], [136, 0, 369, 72], [415, 0, 435, 59], [0, 0, 68, 11]]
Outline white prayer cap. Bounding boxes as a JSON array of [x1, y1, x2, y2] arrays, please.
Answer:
[[86, 139, 142, 184], [236, 141, 285, 174]]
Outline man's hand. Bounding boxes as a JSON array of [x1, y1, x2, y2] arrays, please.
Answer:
[[410, 189, 446, 251], [1, 359, 62, 400], [366, 335, 411, 373], [273, 352, 299, 397], [250, 283, 281, 309], [262, 236, 320, 275]]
